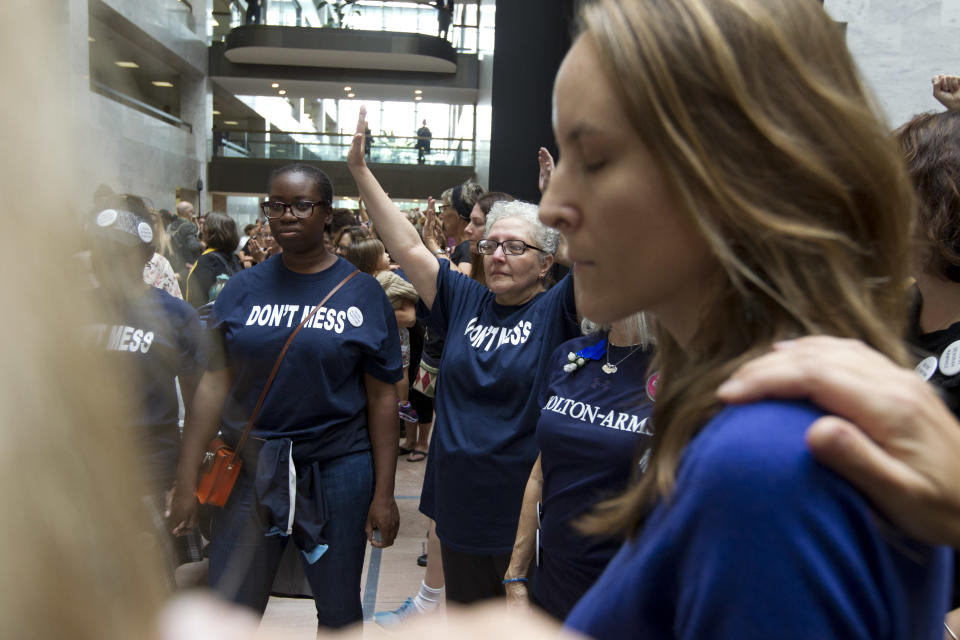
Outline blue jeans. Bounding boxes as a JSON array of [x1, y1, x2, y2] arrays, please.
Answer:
[[209, 450, 373, 628]]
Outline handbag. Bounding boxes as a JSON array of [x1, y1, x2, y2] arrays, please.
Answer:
[[196, 269, 359, 506], [412, 356, 439, 398]]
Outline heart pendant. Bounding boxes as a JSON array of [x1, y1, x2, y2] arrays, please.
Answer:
[[602, 363, 617, 374]]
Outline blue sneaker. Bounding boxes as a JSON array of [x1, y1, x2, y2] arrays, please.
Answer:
[[374, 598, 419, 629]]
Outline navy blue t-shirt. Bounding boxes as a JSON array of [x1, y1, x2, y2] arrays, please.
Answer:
[[565, 400, 952, 640], [210, 255, 402, 455], [533, 334, 655, 619], [90, 287, 207, 489], [419, 266, 579, 553]]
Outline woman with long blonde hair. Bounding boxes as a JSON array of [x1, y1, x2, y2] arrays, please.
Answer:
[[539, 0, 950, 637]]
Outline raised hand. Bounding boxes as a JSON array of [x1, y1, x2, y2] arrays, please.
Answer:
[[422, 196, 442, 252], [933, 75, 960, 111], [346, 106, 368, 171], [538, 147, 556, 194]]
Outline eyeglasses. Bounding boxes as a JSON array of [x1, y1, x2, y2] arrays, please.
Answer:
[[477, 239, 546, 256], [260, 200, 322, 219]]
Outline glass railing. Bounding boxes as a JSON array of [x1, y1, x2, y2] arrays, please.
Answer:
[[212, 129, 475, 166], [223, 0, 482, 53]]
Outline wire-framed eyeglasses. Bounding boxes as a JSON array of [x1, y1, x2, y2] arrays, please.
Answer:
[[477, 239, 547, 256], [260, 200, 323, 219]]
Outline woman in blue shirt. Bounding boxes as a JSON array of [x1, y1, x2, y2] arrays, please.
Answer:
[[504, 312, 655, 620], [168, 163, 402, 629], [347, 127, 580, 604], [534, 0, 951, 638]]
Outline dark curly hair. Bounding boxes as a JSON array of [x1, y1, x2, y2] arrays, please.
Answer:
[[898, 111, 960, 281]]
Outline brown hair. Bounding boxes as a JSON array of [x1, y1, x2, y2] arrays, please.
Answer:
[[577, 0, 915, 536], [475, 191, 515, 216], [897, 111, 960, 281], [334, 225, 369, 250], [329, 208, 359, 235], [1, 2, 169, 635], [202, 211, 240, 253], [342, 237, 386, 275], [469, 192, 515, 287]]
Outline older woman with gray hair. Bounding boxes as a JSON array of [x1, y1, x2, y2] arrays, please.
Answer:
[[346, 109, 579, 604]]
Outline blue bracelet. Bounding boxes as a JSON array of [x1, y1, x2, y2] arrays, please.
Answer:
[[502, 577, 528, 584]]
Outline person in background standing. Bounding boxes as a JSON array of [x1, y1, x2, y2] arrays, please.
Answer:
[[416, 120, 432, 165], [436, 0, 453, 40], [245, 0, 261, 25], [364, 122, 374, 161], [168, 201, 203, 284]]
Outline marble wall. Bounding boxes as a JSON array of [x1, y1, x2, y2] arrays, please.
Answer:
[[65, 0, 210, 213], [825, 0, 960, 127]]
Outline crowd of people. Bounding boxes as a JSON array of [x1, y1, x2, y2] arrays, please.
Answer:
[[17, 0, 960, 639]]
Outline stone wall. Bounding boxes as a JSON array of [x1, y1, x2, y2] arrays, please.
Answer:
[[825, 0, 960, 127]]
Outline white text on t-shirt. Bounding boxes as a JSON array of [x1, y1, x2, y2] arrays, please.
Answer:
[[542, 394, 653, 435], [463, 317, 532, 351], [244, 304, 346, 334], [89, 324, 155, 354]]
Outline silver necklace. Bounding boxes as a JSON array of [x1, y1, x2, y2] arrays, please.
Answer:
[[602, 342, 643, 374]]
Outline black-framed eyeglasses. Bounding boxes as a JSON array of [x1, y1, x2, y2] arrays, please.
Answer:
[[477, 239, 546, 256], [260, 200, 322, 219]]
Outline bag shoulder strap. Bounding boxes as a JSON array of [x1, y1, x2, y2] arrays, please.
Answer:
[[232, 269, 360, 456]]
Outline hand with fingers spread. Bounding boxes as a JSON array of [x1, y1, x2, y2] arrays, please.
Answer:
[[538, 147, 556, 194], [717, 336, 960, 547], [933, 74, 960, 111]]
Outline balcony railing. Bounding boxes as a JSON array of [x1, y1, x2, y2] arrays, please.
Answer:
[[92, 81, 193, 133], [212, 129, 475, 166], [221, 0, 484, 53]]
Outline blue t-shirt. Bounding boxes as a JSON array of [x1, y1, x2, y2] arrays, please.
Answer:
[[419, 266, 579, 553], [90, 286, 207, 489], [565, 400, 952, 639], [533, 334, 655, 619], [210, 255, 402, 456]]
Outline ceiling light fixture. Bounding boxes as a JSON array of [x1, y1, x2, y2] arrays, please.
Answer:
[[347, 93, 356, 98], [271, 82, 279, 88], [414, 89, 422, 95], [344, 86, 352, 91], [278, 89, 287, 95], [115, 61, 139, 68], [212, 110, 221, 115], [224, 120, 239, 125], [88, 36, 95, 42], [415, 96, 422, 101], [152, 81, 174, 87]]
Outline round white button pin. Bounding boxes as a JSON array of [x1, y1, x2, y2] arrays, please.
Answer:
[[347, 306, 363, 328], [939, 341, 960, 376], [916, 356, 938, 381]]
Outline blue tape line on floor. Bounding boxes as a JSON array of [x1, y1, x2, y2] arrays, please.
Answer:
[[395, 495, 420, 500], [362, 545, 382, 622]]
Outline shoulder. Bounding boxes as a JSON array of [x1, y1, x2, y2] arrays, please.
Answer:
[[149, 288, 200, 325], [677, 400, 834, 504], [375, 270, 398, 286], [149, 252, 172, 269], [438, 260, 487, 298], [548, 333, 600, 364]]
